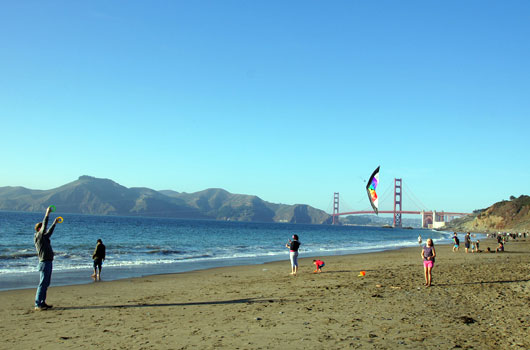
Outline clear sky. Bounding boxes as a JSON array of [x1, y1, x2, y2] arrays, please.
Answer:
[[1, 1, 529, 214]]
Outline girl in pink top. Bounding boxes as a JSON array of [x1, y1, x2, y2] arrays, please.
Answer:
[[421, 238, 436, 287]]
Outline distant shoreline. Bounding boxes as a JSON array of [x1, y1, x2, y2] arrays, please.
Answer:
[[0, 240, 445, 292]]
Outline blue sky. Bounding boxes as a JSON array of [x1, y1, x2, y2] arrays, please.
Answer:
[[1, 1, 529, 214]]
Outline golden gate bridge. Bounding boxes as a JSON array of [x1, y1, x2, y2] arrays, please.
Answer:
[[331, 178, 470, 228]]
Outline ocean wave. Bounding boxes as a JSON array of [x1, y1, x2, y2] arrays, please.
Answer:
[[177, 254, 213, 260], [146, 249, 183, 255], [0, 252, 37, 260]]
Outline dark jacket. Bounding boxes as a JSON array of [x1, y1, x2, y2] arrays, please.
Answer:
[[34, 214, 57, 262], [92, 243, 106, 261]]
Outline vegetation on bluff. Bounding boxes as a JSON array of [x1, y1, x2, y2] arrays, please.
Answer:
[[445, 195, 530, 232]]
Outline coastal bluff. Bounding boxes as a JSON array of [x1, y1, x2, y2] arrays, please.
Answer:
[[444, 195, 530, 232], [0, 176, 331, 224]]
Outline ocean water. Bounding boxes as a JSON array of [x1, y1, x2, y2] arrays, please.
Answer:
[[0, 211, 460, 291]]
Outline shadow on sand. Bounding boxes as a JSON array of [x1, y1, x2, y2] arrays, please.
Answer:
[[436, 278, 530, 287], [54, 298, 277, 311]]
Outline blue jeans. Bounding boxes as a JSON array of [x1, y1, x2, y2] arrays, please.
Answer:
[[35, 261, 53, 307]]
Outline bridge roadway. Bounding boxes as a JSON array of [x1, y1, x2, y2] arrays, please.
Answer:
[[334, 210, 470, 216]]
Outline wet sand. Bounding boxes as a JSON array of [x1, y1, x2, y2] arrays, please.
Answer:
[[1, 239, 528, 349]]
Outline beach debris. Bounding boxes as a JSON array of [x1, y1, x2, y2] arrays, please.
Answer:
[[390, 286, 402, 290], [255, 317, 262, 321], [358, 271, 366, 277], [459, 316, 477, 324], [371, 294, 383, 298], [375, 284, 383, 288]]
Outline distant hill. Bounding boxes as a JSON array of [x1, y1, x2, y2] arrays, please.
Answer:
[[0, 176, 331, 224], [160, 188, 331, 224], [444, 195, 530, 232]]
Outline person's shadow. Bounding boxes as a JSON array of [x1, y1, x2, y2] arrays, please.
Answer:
[[54, 297, 277, 311]]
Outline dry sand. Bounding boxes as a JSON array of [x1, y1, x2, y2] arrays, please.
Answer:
[[1, 239, 529, 350]]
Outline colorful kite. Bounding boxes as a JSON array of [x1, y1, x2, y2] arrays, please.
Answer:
[[366, 166, 380, 214]]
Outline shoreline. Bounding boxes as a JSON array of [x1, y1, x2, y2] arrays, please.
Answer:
[[1, 238, 528, 349], [1, 236, 461, 292]]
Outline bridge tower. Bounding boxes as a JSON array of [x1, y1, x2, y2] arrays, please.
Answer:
[[393, 179, 402, 228], [332, 192, 340, 225]]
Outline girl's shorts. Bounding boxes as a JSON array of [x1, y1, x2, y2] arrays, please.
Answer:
[[423, 260, 434, 268]]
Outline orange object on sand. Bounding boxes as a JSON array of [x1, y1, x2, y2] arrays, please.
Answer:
[[358, 271, 366, 277]]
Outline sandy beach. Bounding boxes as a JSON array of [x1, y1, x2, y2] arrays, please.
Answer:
[[1, 238, 528, 350]]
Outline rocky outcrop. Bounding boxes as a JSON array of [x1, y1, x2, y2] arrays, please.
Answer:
[[444, 195, 530, 232]]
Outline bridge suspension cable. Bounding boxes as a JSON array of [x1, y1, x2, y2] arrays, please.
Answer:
[[403, 183, 429, 211], [339, 195, 356, 213], [376, 183, 394, 211]]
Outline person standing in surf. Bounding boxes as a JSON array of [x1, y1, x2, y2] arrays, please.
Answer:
[[34, 206, 60, 310], [421, 238, 436, 287], [91, 239, 106, 281], [286, 234, 301, 275]]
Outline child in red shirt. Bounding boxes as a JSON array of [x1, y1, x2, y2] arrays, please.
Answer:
[[313, 259, 325, 273]]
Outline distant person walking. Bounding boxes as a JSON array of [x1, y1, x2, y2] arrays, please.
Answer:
[[497, 234, 503, 245], [464, 232, 471, 253], [421, 238, 436, 287], [452, 233, 460, 252], [286, 234, 301, 275], [34, 206, 60, 311], [91, 239, 106, 281], [418, 234, 422, 245]]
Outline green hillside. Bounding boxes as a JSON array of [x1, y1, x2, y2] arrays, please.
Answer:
[[0, 176, 331, 224]]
